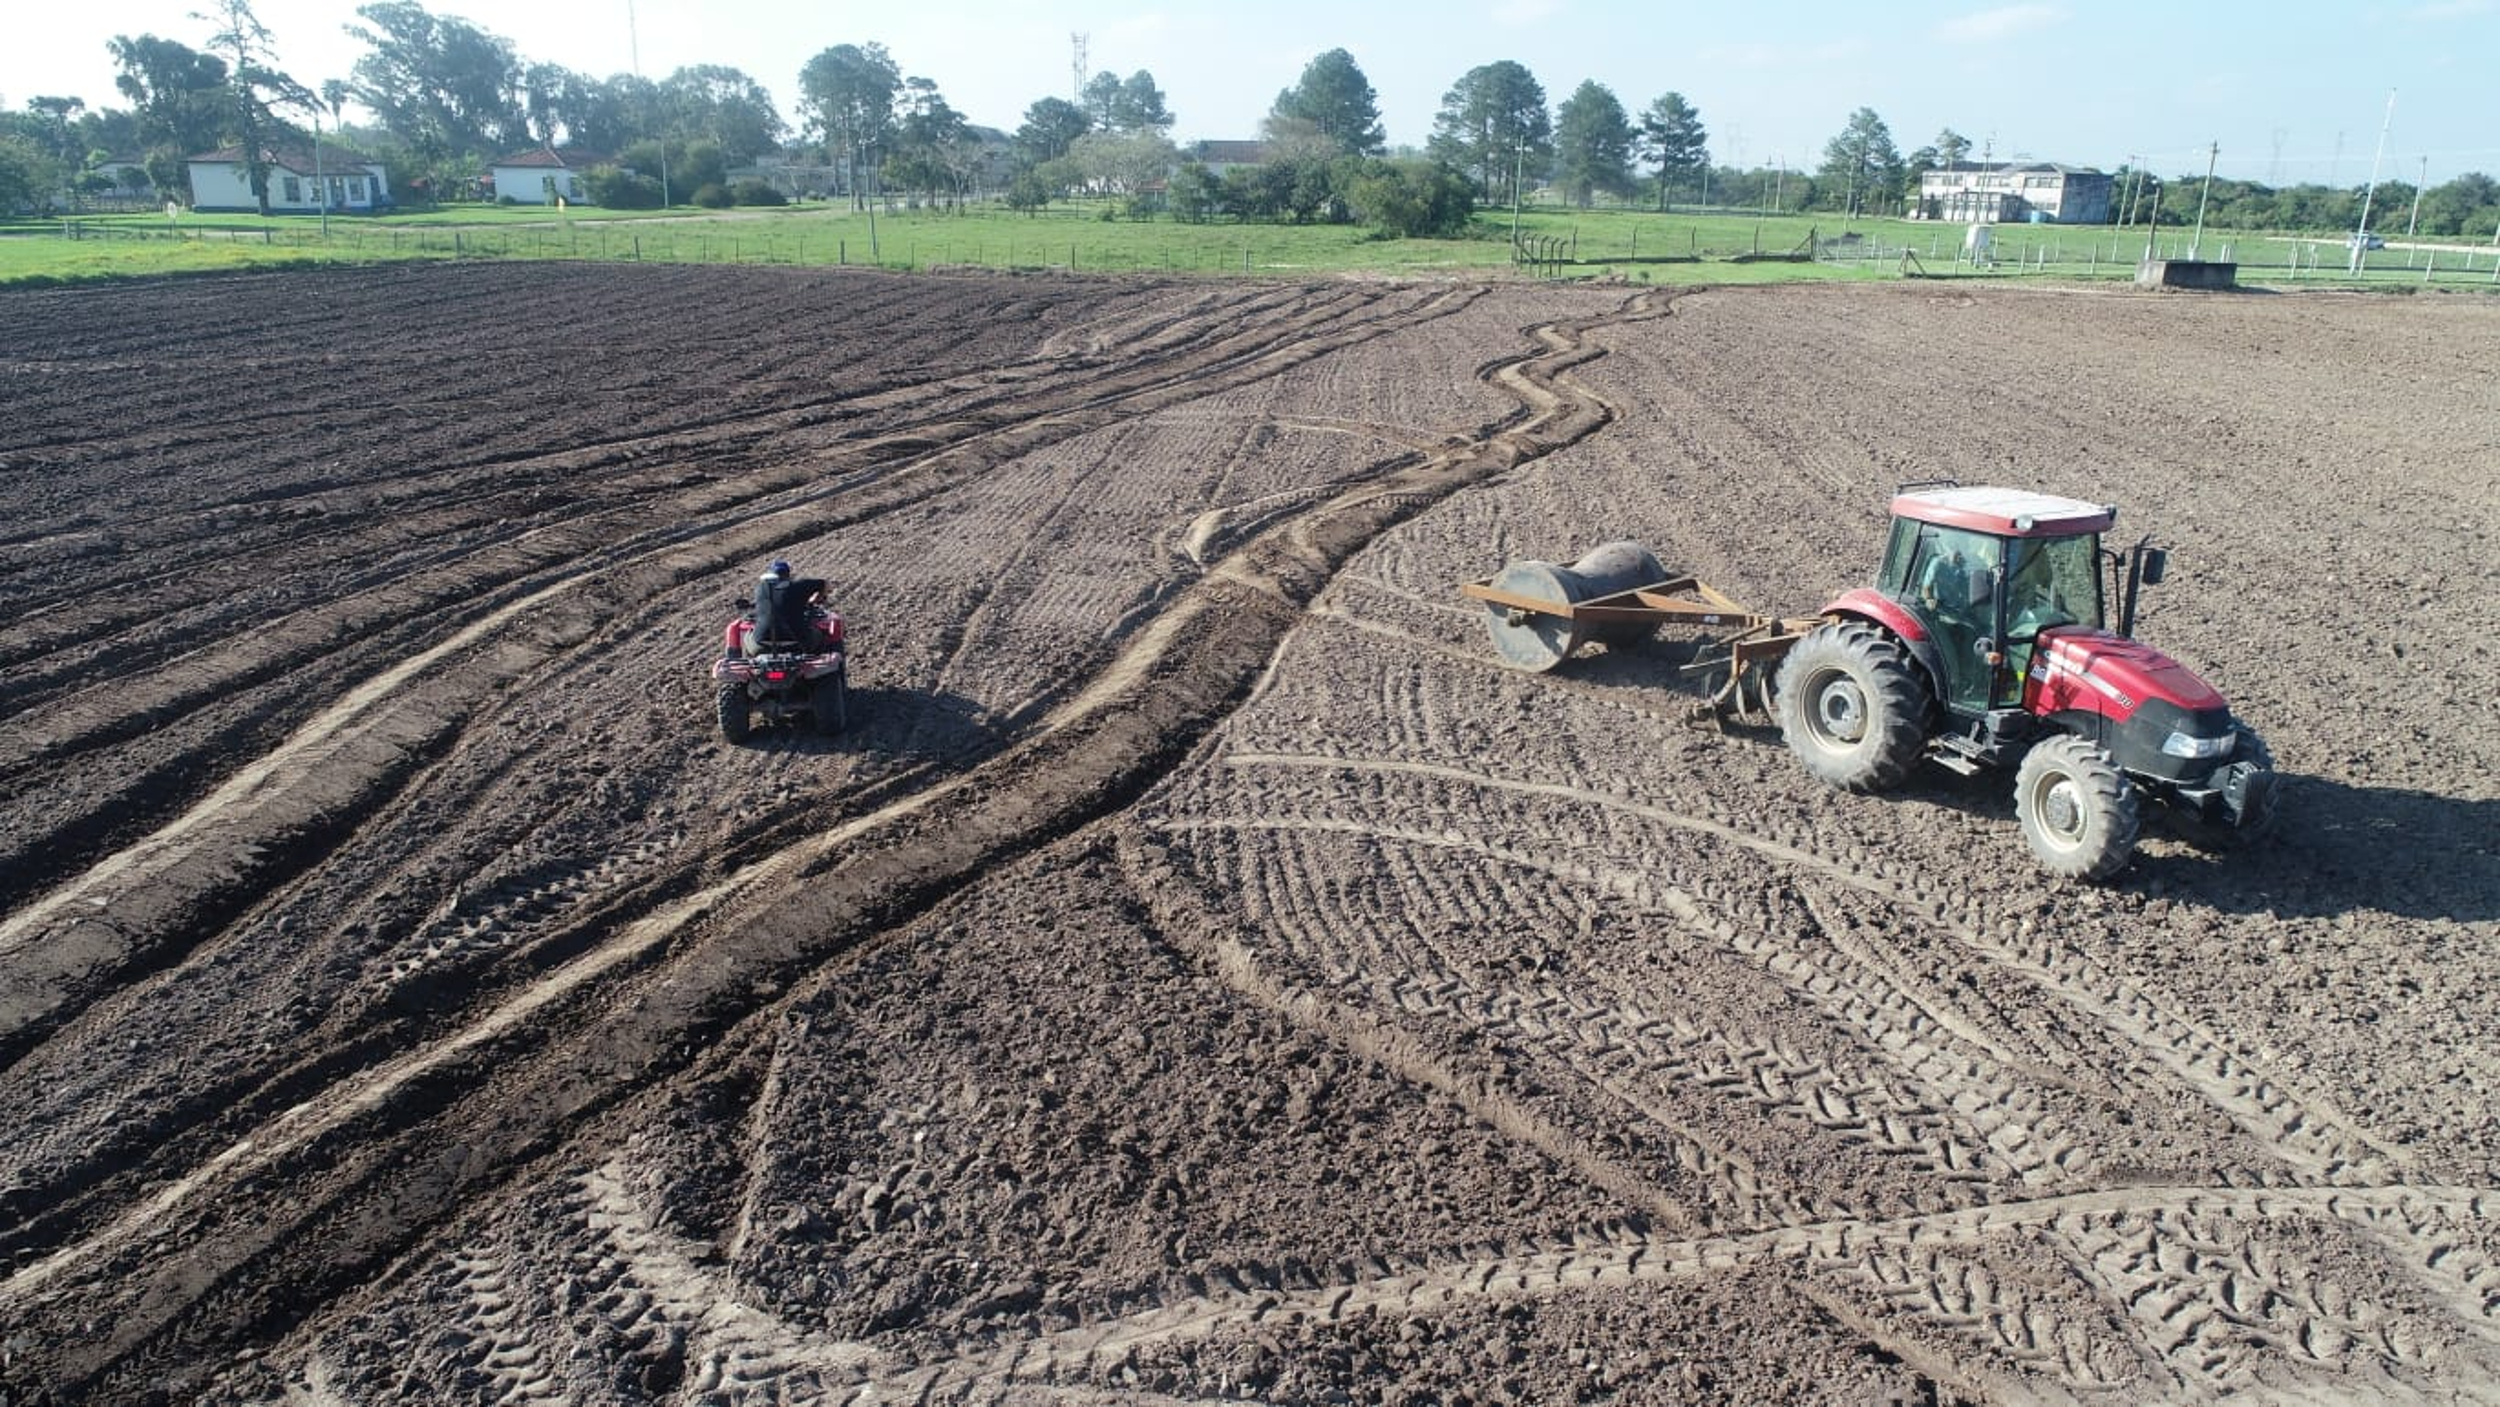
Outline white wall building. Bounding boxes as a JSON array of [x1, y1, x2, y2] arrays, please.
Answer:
[[489, 148, 602, 205], [187, 147, 389, 213]]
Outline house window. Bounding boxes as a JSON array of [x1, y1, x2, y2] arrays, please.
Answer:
[[283, 176, 302, 202], [346, 177, 365, 202]]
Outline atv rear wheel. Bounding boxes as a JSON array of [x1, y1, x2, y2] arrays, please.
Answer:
[[1775, 622, 1933, 792], [2015, 734, 2140, 880], [717, 682, 752, 744], [811, 670, 848, 734]]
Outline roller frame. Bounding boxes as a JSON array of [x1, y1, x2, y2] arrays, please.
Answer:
[[1459, 571, 1820, 717]]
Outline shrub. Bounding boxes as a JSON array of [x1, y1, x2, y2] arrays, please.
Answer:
[[729, 179, 786, 207], [581, 166, 664, 209], [1345, 158, 1476, 238], [691, 182, 733, 209]]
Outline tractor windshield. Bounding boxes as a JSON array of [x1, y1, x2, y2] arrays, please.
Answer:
[[2003, 534, 2103, 640]]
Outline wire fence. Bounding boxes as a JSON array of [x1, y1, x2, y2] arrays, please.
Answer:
[[39, 214, 2500, 288]]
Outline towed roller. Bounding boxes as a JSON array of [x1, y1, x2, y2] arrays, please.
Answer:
[[1460, 544, 1819, 713], [1471, 541, 1672, 672]]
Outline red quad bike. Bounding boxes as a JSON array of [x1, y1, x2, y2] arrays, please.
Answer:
[[712, 585, 848, 743], [1774, 484, 2280, 879]]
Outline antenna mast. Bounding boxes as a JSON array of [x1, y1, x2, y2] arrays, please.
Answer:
[[1071, 33, 1090, 103]]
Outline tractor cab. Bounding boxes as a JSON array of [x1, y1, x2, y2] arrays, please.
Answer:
[[1873, 486, 2128, 719]]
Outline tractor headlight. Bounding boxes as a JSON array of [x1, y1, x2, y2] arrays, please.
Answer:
[[2161, 730, 2235, 760]]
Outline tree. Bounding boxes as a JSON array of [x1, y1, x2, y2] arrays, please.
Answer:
[[347, 2, 526, 163], [1551, 81, 1635, 208], [110, 35, 233, 199], [518, 62, 602, 148], [796, 42, 899, 206], [1637, 92, 1706, 211], [1268, 49, 1384, 157], [1066, 127, 1177, 211], [1083, 70, 1173, 134], [1167, 161, 1219, 222], [884, 76, 976, 208], [660, 65, 784, 166], [198, 0, 313, 215], [0, 134, 51, 214], [1426, 60, 1549, 205], [1012, 96, 1090, 169], [1934, 128, 1971, 168], [1816, 107, 1901, 217]]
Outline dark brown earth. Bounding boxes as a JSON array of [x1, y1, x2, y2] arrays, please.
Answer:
[[0, 264, 2493, 1406]]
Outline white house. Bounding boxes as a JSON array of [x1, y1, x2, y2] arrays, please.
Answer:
[[187, 146, 389, 213], [489, 147, 604, 205], [1915, 162, 2113, 225]]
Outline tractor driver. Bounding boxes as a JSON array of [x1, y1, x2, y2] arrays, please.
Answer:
[[751, 560, 833, 651], [1912, 527, 2000, 708]]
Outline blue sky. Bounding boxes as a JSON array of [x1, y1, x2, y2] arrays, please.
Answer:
[[9, 0, 2496, 183]]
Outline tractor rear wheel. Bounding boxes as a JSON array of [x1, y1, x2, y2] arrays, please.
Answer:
[[1775, 622, 1933, 792], [2015, 734, 2140, 880], [717, 682, 752, 744]]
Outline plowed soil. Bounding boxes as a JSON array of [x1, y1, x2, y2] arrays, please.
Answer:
[[1, 265, 2493, 1407]]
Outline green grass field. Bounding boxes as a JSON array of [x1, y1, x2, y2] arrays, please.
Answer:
[[6, 199, 2496, 291]]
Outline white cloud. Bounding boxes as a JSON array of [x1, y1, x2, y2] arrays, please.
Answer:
[[1933, 4, 2069, 43]]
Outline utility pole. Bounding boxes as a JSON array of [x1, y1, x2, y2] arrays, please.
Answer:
[[626, 0, 668, 207], [2189, 142, 2218, 260], [2350, 89, 2395, 274], [1510, 139, 1524, 252], [312, 103, 326, 237]]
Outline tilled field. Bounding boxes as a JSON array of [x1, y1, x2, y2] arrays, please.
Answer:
[[0, 265, 2493, 1406]]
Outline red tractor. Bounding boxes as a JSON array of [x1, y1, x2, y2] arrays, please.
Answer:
[[1463, 485, 2279, 879]]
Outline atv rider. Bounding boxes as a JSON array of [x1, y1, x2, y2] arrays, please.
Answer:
[[748, 560, 838, 654]]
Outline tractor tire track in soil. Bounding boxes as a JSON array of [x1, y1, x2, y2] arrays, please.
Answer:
[[0, 274, 1646, 1397]]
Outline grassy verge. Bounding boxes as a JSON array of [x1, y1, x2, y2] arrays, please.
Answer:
[[7, 201, 2498, 291]]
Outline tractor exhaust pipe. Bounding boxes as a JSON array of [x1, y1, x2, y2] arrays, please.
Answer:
[[2116, 535, 2166, 637]]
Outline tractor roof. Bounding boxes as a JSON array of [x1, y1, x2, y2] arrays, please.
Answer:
[[1892, 486, 2115, 538]]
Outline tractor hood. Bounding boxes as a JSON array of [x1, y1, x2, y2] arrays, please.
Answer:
[[2029, 627, 2227, 721]]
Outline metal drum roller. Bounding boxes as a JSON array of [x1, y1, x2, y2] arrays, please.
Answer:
[[1480, 541, 1671, 671]]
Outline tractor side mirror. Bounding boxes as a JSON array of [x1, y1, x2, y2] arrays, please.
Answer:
[[2139, 548, 2167, 585]]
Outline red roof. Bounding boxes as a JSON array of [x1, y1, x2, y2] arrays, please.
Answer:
[[492, 146, 607, 170]]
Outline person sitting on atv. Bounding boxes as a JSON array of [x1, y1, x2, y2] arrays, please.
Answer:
[[749, 560, 836, 653]]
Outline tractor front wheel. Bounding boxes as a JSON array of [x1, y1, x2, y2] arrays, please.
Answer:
[[2015, 735, 2140, 880], [1775, 622, 1933, 792], [2165, 725, 2280, 851], [717, 682, 752, 744]]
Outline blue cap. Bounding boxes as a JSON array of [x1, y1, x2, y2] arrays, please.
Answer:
[[769, 560, 791, 577]]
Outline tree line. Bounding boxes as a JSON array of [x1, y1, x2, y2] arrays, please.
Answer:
[[4, 0, 2495, 243]]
